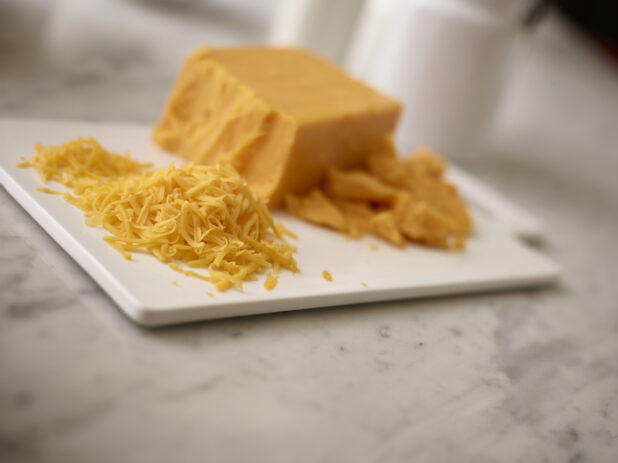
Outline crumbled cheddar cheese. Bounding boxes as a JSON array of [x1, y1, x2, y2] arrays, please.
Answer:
[[286, 147, 472, 249], [18, 137, 298, 291], [284, 189, 346, 230]]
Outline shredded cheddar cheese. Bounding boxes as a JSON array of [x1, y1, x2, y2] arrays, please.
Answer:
[[264, 272, 278, 291], [322, 270, 333, 282], [18, 137, 298, 291], [17, 138, 151, 189]]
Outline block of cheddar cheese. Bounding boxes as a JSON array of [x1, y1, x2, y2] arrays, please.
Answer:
[[153, 46, 401, 207]]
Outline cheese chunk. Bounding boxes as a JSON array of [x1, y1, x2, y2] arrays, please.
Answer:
[[153, 46, 401, 208]]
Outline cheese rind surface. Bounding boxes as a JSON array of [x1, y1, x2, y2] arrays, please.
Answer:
[[153, 46, 401, 207]]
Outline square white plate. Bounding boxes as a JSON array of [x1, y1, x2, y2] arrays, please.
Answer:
[[0, 119, 559, 326]]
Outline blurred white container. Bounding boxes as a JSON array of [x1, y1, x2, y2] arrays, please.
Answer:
[[346, 0, 528, 159], [268, 0, 364, 64]]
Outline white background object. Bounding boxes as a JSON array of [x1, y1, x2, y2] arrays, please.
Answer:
[[0, 119, 558, 326], [268, 0, 364, 63], [346, 0, 526, 158]]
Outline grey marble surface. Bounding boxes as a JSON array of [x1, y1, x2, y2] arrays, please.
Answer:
[[1, 2, 617, 462]]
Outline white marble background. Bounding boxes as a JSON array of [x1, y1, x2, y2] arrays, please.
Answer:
[[1, 1, 617, 462]]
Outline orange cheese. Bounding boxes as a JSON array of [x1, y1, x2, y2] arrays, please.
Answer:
[[18, 137, 298, 291], [153, 46, 401, 208]]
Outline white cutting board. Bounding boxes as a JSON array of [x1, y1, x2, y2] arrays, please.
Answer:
[[0, 119, 559, 326]]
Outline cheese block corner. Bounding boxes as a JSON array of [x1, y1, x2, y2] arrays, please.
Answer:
[[153, 46, 401, 207]]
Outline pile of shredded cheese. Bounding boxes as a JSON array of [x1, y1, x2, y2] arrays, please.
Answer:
[[18, 137, 298, 291]]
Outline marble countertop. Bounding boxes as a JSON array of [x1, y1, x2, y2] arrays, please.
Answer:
[[1, 2, 617, 462]]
